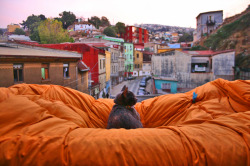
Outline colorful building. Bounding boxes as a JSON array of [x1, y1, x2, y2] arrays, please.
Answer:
[[123, 26, 149, 44], [0, 43, 89, 93], [7, 24, 21, 33], [122, 42, 134, 76], [25, 43, 103, 98], [133, 50, 143, 77]]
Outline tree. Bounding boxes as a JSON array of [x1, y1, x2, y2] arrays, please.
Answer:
[[115, 22, 126, 36], [190, 45, 207, 50], [38, 14, 46, 21], [30, 27, 40, 42], [21, 14, 41, 31], [88, 16, 101, 29], [14, 28, 26, 35], [21, 14, 46, 42], [103, 26, 116, 37], [0, 29, 3, 35], [59, 11, 76, 29], [178, 32, 193, 42], [101, 16, 110, 26], [38, 19, 73, 44]]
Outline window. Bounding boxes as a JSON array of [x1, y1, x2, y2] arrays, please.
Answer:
[[63, 63, 69, 78], [13, 64, 23, 82], [162, 83, 171, 90], [41, 63, 49, 80], [137, 54, 139, 58], [191, 63, 207, 73], [103, 60, 105, 69], [100, 60, 102, 69]]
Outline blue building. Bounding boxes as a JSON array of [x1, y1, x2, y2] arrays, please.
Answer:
[[154, 78, 178, 93]]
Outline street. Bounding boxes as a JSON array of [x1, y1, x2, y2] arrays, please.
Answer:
[[110, 77, 158, 102], [111, 77, 141, 97]]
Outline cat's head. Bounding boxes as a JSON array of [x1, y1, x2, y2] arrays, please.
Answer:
[[114, 85, 137, 106]]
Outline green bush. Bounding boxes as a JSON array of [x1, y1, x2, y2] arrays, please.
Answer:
[[204, 13, 250, 50]]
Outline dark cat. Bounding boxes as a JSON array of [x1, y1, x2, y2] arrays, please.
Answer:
[[107, 85, 143, 129]]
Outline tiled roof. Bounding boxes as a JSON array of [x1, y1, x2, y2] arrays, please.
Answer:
[[0, 43, 82, 58]]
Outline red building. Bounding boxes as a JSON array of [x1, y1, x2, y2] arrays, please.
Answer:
[[123, 26, 149, 44], [17, 42, 100, 89]]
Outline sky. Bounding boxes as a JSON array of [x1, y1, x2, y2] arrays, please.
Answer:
[[0, 0, 249, 29]]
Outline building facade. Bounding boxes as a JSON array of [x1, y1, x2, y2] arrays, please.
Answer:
[[195, 10, 223, 41], [123, 26, 149, 44], [151, 50, 235, 92], [110, 47, 120, 86], [123, 42, 134, 77], [7, 24, 21, 33], [0, 44, 89, 93], [141, 51, 153, 76], [133, 50, 143, 77]]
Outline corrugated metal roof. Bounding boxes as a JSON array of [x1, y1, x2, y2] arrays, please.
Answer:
[[0, 44, 82, 58]]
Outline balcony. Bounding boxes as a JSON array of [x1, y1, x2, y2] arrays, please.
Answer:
[[206, 20, 216, 26]]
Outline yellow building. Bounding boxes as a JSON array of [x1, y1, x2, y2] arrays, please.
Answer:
[[158, 48, 182, 54], [7, 24, 21, 33], [105, 50, 111, 82], [133, 50, 143, 76]]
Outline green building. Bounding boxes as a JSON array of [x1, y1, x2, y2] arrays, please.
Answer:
[[123, 42, 134, 77]]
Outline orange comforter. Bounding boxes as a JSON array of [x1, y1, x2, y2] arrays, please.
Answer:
[[0, 78, 249, 166]]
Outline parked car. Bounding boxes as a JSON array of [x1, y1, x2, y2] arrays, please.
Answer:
[[137, 89, 145, 95], [140, 81, 146, 87], [127, 76, 136, 80], [139, 87, 145, 91]]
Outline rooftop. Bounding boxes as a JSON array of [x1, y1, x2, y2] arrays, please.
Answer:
[[181, 50, 235, 56], [196, 10, 223, 18], [0, 43, 82, 58]]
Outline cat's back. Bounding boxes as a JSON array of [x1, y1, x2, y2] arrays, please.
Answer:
[[107, 105, 143, 129]]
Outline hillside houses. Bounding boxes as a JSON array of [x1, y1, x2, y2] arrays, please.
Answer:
[[1, 12, 240, 95]]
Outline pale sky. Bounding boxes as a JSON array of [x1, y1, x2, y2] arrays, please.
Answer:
[[0, 0, 249, 29]]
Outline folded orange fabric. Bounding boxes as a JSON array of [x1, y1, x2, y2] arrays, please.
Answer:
[[0, 78, 249, 165]]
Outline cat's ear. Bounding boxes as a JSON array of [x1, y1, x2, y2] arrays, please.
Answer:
[[122, 86, 128, 97], [121, 85, 127, 91]]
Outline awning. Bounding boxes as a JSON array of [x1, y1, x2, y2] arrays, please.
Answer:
[[191, 57, 209, 63], [78, 60, 89, 71]]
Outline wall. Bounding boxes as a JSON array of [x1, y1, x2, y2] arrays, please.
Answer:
[[0, 62, 88, 92], [41, 43, 99, 87], [105, 51, 111, 82], [0, 63, 14, 87], [7, 24, 20, 33], [158, 48, 182, 54], [77, 71, 89, 93], [151, 51, 176, 78], [212, 52, 235, 76], [75, 24, 94, 31], [98, 54, 106, 93], [190, 73, 213, 88], [123, 43, 134, 75], [134, 50, 143, 74], [154, 79, 177, 93]]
